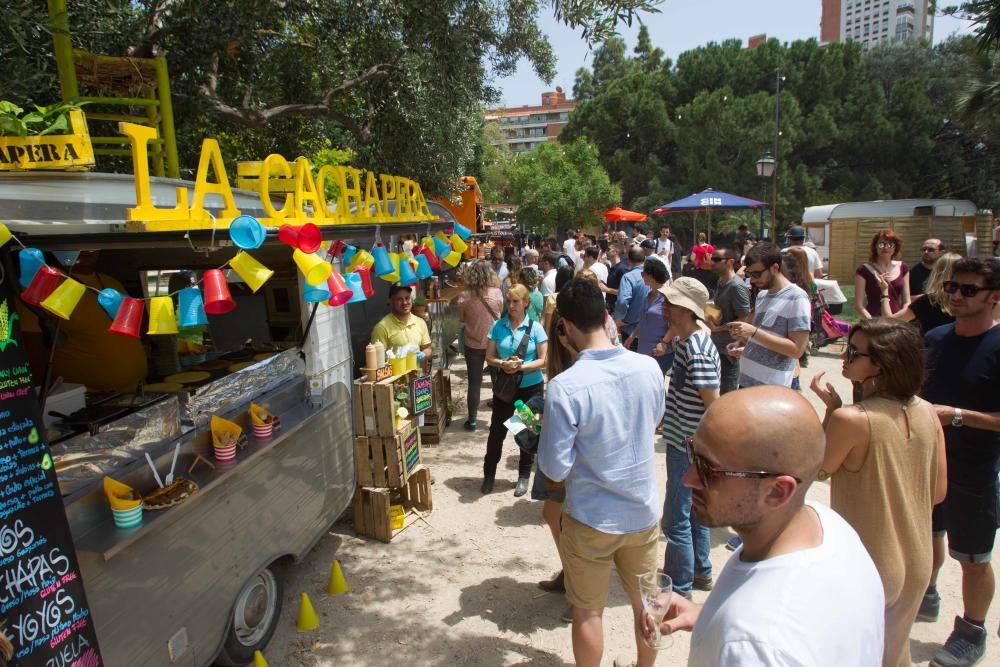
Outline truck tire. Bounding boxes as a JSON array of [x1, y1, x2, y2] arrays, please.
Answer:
[[214, 564, 284, 666]]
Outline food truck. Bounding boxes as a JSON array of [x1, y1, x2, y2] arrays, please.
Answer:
[[0, 118, 459, 665]]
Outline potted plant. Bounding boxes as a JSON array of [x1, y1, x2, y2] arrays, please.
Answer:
[[0, 100, 95, 171]]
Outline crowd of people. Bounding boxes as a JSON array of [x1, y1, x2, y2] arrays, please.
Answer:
[[442, 224, 1000, 667]]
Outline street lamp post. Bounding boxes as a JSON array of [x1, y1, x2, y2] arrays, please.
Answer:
[[772, 68, 785, 235], [755, 152, 775, 241]]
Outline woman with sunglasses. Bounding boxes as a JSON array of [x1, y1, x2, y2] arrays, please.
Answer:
[[810, 318, 946, 666], [855, 230, 911, 319], [885, 252, 959, 333]]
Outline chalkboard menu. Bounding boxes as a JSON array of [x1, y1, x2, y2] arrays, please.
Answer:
[[0, 254, 103, 666], [408, 374, 432, 415]]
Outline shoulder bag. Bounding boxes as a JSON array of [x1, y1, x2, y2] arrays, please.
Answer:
[[492, 317, 535, 404]]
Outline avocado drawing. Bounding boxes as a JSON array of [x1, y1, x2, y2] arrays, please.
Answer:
[[28, 427, 39, 444], [41, 453, 52, 470]]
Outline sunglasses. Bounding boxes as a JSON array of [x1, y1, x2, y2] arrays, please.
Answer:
[[710, 255, 728, 262], [846, 343, 871, 364], [876, 241, 896, 249], [745, 267, 769, 279], [685, 437, 802, 488], [943, 281, 991, 297]]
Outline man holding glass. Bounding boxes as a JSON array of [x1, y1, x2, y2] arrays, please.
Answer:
[[538, 278, 665, 667], [657, 386, 885, 665]]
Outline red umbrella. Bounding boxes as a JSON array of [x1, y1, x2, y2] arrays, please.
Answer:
[[603, 207, 647, 223]]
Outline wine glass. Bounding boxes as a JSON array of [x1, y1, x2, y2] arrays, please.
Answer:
[[638, 571, 673, 649]]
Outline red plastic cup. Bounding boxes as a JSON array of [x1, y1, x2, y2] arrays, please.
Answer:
[[203, 269, 236, 315], [108, 297, 145, 339], [21, 265, 62, 306], [277, 223, 322, 253], [326, 270, 353, 307], [356, 266, 375, 298]]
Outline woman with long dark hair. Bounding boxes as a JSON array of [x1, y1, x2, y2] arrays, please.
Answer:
[[811, 318, 946, 665]]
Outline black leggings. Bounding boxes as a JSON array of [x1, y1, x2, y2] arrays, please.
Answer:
[[464, 347, 487, 422], [483, 382, 544, 480]]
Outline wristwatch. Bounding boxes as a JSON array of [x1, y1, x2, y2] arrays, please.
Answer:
[[951, 408, 964, 428]]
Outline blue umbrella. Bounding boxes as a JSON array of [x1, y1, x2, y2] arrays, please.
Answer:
[[654, 188, 767, 243]]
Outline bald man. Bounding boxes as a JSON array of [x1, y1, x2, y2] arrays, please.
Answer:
[[657, 387, 886, 666]]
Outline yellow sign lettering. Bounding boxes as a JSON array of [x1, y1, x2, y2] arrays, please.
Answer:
[[260, 154, 294, 221], [190, 138, 240, 225]]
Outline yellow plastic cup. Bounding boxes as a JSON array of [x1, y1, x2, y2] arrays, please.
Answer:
[[442, 250, 462, 267], [292, 249, 332, 286], [450, 233, 468, 253], [0, 223, 11, 248], [229, 251, 274, 293], [389, 356, 407, 376], [406, 351, 417, 372], [148, 296, 179, 335], [40, 277, 86, 320], [379, 253, 401, 283]]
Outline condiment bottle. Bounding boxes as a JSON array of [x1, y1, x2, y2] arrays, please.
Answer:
[[365, 343, 377, 370], [374, 340, 385, 367]]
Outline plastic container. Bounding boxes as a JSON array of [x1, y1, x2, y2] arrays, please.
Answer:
[[112, 503, 144, 530], [389, 356, 407, 377]]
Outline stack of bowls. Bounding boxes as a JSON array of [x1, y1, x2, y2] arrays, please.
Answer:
[[112, 502, 144, 529]]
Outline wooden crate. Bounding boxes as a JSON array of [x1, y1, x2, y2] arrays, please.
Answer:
[[353, 375, 405, 437], [419, 413, 444, 444], [355, 419, 421, 488], [432, 370, 451, 421], [352, 466, 434, 543]]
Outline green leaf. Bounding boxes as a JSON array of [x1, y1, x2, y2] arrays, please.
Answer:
[[39, 114, 69, 135], [0, 116, 28, 137]]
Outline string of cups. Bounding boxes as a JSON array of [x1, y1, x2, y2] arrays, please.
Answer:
[[1, 216, 473, 339]]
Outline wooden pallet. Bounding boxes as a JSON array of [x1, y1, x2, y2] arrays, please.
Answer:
[[355, 419, 421, 487], [352, 466, 433, 543]]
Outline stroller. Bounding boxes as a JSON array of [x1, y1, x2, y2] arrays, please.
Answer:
[[810, 288, 851, 352]]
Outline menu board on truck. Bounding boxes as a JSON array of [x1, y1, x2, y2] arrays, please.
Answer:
[[0, 252, 103, 666]]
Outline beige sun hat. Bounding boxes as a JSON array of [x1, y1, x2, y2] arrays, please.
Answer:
[[658, 276, 709, 320]]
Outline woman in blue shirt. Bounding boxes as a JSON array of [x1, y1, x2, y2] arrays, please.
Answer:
[[484, 284, 548, 496]]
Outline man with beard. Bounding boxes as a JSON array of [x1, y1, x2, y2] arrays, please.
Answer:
[[728, 243, 810, 389], [657, 387, 885, 666]]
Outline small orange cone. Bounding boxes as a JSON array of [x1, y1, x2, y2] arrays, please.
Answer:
[[253, 651, 269, 667], [296, 592, 319, 632], [327, 559, 351, 596]]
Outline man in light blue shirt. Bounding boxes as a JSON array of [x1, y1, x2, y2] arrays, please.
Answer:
[[539, 278, 665, 667], [613, 247, 650, 346]]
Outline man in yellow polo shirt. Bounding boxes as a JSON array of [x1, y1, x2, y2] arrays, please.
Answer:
[[371, 285, 432, 369]]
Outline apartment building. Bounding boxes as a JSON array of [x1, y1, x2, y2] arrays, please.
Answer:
[[820, 0, 934, 50], [484, 88, 576, 153]]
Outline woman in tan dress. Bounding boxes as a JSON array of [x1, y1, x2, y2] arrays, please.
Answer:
[[810, 317, 947, 666]]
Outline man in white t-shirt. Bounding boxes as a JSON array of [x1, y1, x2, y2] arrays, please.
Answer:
[[563, 230, 579, 256], [658, 386, 885, 666], [655, 224, 674, 265], [582, 246, 608, 283], [782, 226, 823, 277], [539, 253, 558, 296]]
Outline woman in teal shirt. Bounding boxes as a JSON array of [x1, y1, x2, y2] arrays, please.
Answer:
[[484, 284, 548, 497]]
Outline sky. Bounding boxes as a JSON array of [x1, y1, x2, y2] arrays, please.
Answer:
[[494, 0, 977, 107]]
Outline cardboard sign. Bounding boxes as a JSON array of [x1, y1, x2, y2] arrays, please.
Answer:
[[408, 374, 432, 415], [0, 252, 103, 665]]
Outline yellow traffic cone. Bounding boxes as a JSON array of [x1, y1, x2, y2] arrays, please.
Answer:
[[253, 651, 269, 667], [327, 559, 351, 596], [296, 592, 319, 632]]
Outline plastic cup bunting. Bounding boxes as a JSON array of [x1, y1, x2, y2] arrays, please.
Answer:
[[0, 223, 11, 248], [97, 288, 125, 319], [450, 233, 468, 254], [303, 276, 332, 303], [229, 214, 267, 250], [40, 278, 86, 320], [229, 251, 274, 293], [343, 272, 366, 304], [108, 297, 144, 338], [356, 266, 375, 297], [418, 245, 440, 271], [278, 223, 322, 253], [414, 253, 433, 279], [18, 248, 47, 289], [326, 270, 353, 307], [178, 286, 209, 327], [443, 249, 462, 267], [433, 236, 451, 258], [148, 296, 179, 335], [292, 249, 333, 285], [397, 257, 418, 286], [21, 265, 62, 306], [453, 221, 472, 241], [372, 243, 393, 277], [202, 269, 236, 315], [379, 253, 400, 283], [342, 244, 357, 268]]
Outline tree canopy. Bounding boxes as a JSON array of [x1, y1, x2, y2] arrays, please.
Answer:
[[560, 34, 1000, 230]]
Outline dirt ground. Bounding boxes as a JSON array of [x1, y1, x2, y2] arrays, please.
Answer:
[[267, 343, 999, 666]]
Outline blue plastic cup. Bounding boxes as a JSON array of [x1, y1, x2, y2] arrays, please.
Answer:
[[18, 248, 45, 288], [372, 244, 394, 277], [97, 288, 125, 320], [178, 286, 209, 328], [453, 221, 472, 241], [433, 236, 451, 258], [303, 277, 332, 303], [344, 272, 366, 303], [229, 215, 267, 250], [342, 244, 358, 268], [397, 258, 418, 286], [414, 253, 433, 280]]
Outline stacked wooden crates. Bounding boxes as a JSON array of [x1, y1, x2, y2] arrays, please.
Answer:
[[352, 373, 433, 542], [419, 369, 452, 445]]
